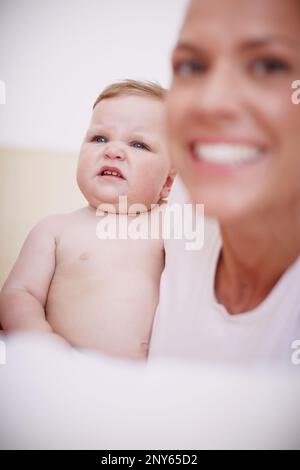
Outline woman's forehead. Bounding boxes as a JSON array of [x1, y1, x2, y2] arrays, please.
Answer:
[[180, 0, 300, 44]]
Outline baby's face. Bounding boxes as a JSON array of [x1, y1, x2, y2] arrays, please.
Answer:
[[77, 95, 171, 211]]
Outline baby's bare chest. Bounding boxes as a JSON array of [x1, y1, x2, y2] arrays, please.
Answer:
[[55, 225, 163, 279]]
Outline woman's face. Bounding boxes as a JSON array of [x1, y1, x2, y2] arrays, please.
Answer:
[[167, 0, 300, 222]]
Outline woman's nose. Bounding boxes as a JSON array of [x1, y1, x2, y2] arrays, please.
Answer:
[[193, 63, 243, 122], [103, 142, 126, 161]]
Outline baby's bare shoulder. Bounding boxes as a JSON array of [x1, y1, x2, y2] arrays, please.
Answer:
[[30, 210, 83, 239]]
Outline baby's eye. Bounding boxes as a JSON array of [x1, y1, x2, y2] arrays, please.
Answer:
[[251, 58, 290, 76], [93, 135, 108, 143], [131, 141, 150, 151], [173, 59, 208, 77]]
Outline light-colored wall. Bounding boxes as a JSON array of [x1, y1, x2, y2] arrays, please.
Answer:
[[0, 146, 85, 287], [0, 0, 188, 153]]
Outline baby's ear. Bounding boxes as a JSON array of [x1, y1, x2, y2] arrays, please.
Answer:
[[160, 168, 177, 200]]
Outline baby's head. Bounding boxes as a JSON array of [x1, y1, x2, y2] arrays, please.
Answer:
[[77, 80, 174, 213]]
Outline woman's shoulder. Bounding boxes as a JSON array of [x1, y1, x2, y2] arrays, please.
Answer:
[[167, 175, 221, 249]]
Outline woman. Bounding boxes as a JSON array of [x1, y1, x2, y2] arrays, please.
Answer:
[[149, 0, 300, 367]]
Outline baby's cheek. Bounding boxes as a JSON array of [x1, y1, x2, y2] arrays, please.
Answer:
[[79, 153, 95, 174], [144, 165, 164, 186], [77, 162, 88, 181], [147, 173, 167, 201]]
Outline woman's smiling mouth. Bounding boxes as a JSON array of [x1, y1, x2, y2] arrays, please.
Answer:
[[189, 140, 266, 174], [193, 143, 263, 165]]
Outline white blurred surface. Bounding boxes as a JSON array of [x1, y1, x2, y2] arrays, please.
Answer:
[[0, 332, 299, 450], [0, 0, 188, 152]]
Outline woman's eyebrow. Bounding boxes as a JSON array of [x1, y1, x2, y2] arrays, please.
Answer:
[[174, 36, 300, 54], [173, 42, 201, 54], [238, 35, 300, 51]]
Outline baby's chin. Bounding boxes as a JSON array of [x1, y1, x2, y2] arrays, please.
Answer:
[[87, 194, 161, 215]]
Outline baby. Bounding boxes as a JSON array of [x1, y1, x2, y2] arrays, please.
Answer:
[[0, 80, 174, 359]]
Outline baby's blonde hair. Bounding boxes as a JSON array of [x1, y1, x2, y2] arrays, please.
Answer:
[[93, 79, 167, 109]]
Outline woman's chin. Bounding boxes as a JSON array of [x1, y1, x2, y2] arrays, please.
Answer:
[[188, 187, 261, 224]]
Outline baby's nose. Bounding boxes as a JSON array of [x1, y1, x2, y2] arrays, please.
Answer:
[[103, 142, 126, 161]]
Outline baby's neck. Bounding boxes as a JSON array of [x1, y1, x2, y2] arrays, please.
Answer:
[[87, 202, 162, 217]]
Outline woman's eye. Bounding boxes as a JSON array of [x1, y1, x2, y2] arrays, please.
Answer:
[[173, 59, 207, 77], [93, 135, 107, 143], [131, 141, 149, 150], [251, 58, 290, 76]]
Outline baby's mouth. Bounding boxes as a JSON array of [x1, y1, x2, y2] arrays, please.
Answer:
[[98, 166, 126, 180]]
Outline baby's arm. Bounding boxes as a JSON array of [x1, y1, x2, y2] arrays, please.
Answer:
[[0, 217, 57, 332]]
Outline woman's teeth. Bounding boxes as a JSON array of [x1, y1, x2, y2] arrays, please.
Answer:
[[194, 144, 262, 165]]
